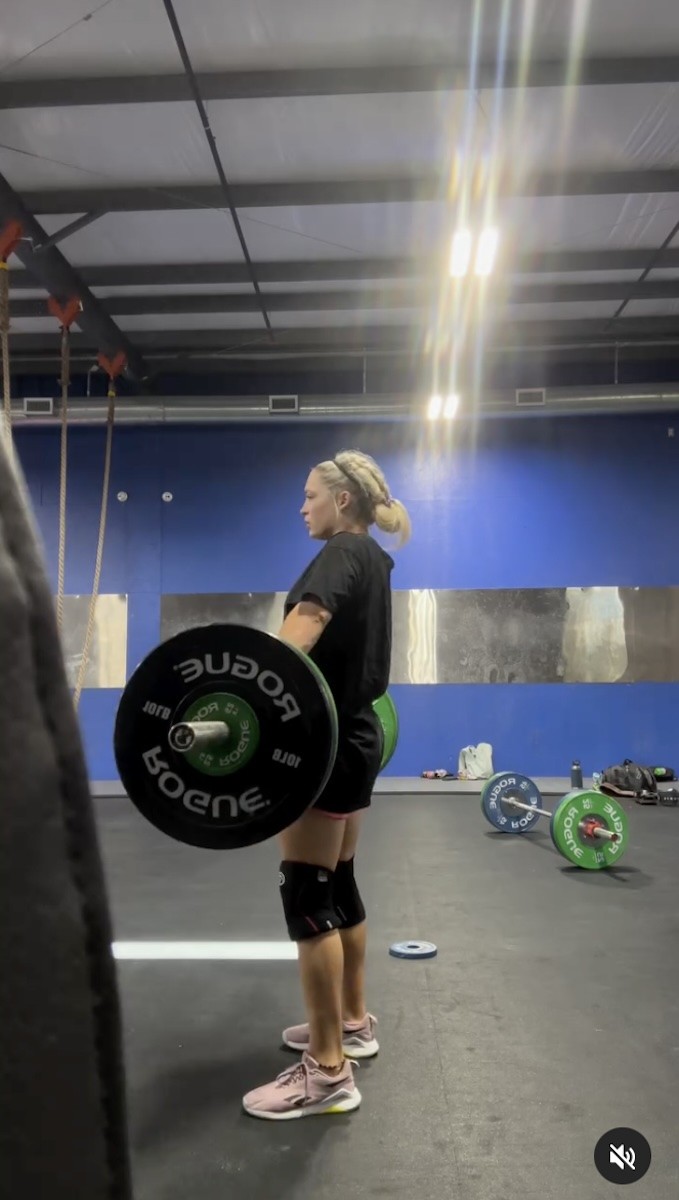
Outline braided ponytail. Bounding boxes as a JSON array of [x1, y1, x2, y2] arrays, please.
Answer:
[[315, 449, 411, 547]]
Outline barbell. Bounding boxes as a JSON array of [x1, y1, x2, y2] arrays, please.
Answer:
[[113, 623, 399, 850], [480, 772, 629, 869]]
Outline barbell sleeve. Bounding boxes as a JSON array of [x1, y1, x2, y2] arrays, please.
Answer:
[[587, 825, 620, 843], [168, 720, 231, 753]]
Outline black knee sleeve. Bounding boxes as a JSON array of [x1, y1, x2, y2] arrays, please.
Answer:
[[279, 861, 342, 942], [332, 856, 366, 930]]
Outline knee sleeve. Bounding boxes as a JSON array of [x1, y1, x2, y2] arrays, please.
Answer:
[[332, 856, 366, 930], [279, 861, 342, 942]]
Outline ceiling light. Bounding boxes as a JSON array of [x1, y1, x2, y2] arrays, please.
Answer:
[[450, 229, 472, 278], [475, 227, 499, 277], [427, 394, 443, 419]]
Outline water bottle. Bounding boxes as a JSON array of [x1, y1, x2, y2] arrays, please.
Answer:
[[570, 760, 583, 789], [592, 771, 602, 790]]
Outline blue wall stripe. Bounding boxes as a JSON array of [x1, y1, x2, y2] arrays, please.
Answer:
[[14, 415, 679, 779], [388, 683, 679, 777]]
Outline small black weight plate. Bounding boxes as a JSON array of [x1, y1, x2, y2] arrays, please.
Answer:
[[114, 624, 338, 850], [389, 941, 438, 960], [480, 771, 543, 834]]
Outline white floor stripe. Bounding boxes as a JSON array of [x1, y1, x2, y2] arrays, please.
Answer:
[[112, 941, 298, 961]]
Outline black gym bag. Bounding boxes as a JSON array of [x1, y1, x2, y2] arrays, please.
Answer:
[[600, 760, 658, 804]]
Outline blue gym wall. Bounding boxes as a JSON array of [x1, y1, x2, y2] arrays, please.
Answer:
[[14, 414, 679, 780]]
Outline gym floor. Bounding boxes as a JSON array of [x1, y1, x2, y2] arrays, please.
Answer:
[[97, 792, 678, 1200]]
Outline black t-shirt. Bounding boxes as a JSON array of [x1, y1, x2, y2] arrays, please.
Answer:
[[285, 532, 394, 718]]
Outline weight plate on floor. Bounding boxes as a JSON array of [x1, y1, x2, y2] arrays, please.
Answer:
[[480, 772, 543, 833], [114, 624, 339, 850], [550, 790, 628, 869], [389, 941, 438, 960], [373, 691, 399, 770]]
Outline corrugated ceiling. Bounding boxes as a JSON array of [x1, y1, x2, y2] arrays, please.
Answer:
[[2, 0, 679, 377]]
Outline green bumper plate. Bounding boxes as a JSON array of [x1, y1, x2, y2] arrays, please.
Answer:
[[550, 789, 629, 869], [373, 691, 399, 771]]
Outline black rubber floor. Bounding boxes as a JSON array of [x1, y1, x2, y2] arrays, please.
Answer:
[[96, 794, 678, 1200]]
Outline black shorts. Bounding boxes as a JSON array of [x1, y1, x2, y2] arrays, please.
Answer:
[[312, 709, 382, 819]]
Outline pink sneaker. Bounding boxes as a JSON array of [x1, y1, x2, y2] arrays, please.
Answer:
[[242, 1051, 361, 1120], [282, 1014, 379, 1059]]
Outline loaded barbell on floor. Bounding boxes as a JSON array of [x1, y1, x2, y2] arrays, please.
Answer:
[[480, 772, 629, 870], [113, 623, 398, 850]]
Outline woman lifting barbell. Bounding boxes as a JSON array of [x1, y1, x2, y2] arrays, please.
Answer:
[[242, 450, 411, 1120]]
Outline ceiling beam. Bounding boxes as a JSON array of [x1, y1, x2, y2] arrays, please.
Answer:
[[8, 248, 679, 290], [9, 316, 679, 358], [31, 209, 107, 252], [9, 256, 421, 288], [0, 171, 145, 377], [10, 342, 679, 378], [9, 277, 679, 319], [80, 277, 679, 310], [12, 286, 422, 317], [2, 57, 679, 109], [21, 168, 679, 216]]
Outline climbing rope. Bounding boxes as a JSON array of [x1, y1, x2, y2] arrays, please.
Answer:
[[0, 221, 23, 462], [72, 359, 122, 711], [49, 296, 81, 635], [1, 261, 12, 460], [56, 322, 70, 632]]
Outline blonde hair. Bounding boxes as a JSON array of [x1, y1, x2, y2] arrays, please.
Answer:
[[315, 450, 411, 547]]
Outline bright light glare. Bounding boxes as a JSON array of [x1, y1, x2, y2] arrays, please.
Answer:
[[475, 227, 499, 277], [428, 394, 459, 420], [450, 229, 472, 278]]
